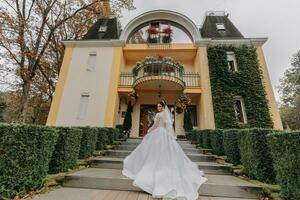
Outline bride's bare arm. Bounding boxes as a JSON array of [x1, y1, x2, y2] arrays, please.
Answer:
[[147, 113, 160, 133]]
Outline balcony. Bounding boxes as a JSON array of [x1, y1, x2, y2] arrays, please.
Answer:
[[119, 72, 200, 88]]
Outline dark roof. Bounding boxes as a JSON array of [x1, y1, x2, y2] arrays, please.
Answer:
[[82, 17, 120, 40], [200, 15, 244, 39]]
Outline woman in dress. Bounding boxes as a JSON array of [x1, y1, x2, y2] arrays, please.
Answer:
[[122, 100, 208, 200]]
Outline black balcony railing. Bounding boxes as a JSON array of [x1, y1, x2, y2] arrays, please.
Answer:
[[119, 72, 200, 88]]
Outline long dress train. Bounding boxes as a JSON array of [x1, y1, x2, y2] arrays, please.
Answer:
[[122, 110, 208, 200]]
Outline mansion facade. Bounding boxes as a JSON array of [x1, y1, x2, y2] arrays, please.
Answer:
[[47, 10, 283, 137]]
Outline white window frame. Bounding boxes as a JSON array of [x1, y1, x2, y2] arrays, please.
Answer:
[[77, 92, 90, 119], [87, 52, 97, 71], [227, 51, 238, 72], [233, 96, 247, 124], [216, 23, 226, 31]]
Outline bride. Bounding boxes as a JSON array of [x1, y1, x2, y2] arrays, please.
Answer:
[[122, 100, 208, 200]]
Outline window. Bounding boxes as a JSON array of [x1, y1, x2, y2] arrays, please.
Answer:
[[186, 105, 198, 126], [98, 25, 107, 33], [78, 93, 89, 119], [216, 23, 225, 31], [233, 97, 247, 124], [87, 53, 97, 71], [227, 51, 238, 72]]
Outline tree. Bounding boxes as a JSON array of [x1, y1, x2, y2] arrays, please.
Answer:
[[183, 108, 193, 131], [0, 0, 134, 124], [123, 100, 133, 133], [0, 92, 7, 122], [278, 50, 300, 130]]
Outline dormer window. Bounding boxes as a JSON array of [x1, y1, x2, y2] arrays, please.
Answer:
[[227, 51, 238, 72], [98, 25, 108, 33], [216, 23, 225, 31]]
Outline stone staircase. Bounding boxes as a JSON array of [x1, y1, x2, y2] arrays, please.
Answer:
[[62, 138, 262, 199]]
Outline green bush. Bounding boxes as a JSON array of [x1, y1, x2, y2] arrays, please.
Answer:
[[106, 128, 116, 145], [210, 129, 225, 155], [268, 131, 300, 200], [239, 128, 275, 183], [189, 129, 199, 144], [77, 127, 98, 159], [0, 124, 58, 199], [115, 124, 126, 139], [96, 128, 109, 150], [223, 129, 242, 165], [48, 127, 82, 174], [201, 129, 212, 149]]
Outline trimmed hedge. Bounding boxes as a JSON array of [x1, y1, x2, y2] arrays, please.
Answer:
[[77, 127, 98, 159], [48, 127, 82, 174], [223, 129, 242, 165], [268, 131, 300, 200], [0, 125, 58, 199], [239, 128, 275, 183], [189, 129, 199, 144], [201, 129, 212, 149], [96, 128, 109, 150], [210, 129, 225, 155]]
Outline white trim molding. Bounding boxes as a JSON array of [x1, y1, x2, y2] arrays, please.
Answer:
[[195, 38, 268, 47], [62, 40, 125, 47], [119, 10, 202, 43]]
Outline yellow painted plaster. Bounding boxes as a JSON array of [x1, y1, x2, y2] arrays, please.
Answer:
[[46, 47, 74, 125], [256, 47, 283, 130], [104, 47, 123, 127]]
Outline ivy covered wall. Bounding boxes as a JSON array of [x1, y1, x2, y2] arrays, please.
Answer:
[[207, 45, 273, 129]]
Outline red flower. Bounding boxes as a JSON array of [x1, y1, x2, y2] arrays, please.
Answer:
[[163, 27, 173, 35], [157, 54, 164, 60], [146, 26, 159, 34]]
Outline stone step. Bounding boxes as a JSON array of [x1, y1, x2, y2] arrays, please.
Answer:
[[31, 187, 259, 200], [120, 138, 189, 142], [63, 168, 262, 199], [121, 141, 197, 148], [114, 145, 210, 154], [105, 149, 215, 162], [123, 139, 192, 145], [90, 157, 232, 175]]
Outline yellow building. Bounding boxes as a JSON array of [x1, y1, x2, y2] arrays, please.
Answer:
[[47, 10, 283, 137]]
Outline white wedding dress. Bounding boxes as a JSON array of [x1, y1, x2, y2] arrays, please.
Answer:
[[122, 107, 208, 200]]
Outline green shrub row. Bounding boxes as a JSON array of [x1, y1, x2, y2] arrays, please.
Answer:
[[48, 127, 82, 174], [239, 129, 275, 183], [189, 128, 300, 199], [267, 131, 300, 200], [0, 125, 58, 198], [222, 129, 241, 165], [0, 124, 123, 199]]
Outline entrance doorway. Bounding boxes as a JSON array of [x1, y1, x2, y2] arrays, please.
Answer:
[[139, 104, 175, 137]]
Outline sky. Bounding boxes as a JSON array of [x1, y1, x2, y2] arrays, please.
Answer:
[[119, 0, 300, 102]]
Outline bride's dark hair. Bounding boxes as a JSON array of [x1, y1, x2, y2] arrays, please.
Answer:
[[159, 100, 167, 108]]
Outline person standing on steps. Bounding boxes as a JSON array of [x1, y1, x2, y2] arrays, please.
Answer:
[[122, 100, 208, 200]]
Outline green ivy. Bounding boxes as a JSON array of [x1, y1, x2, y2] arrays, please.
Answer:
[[207, 45, 273, 129]]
